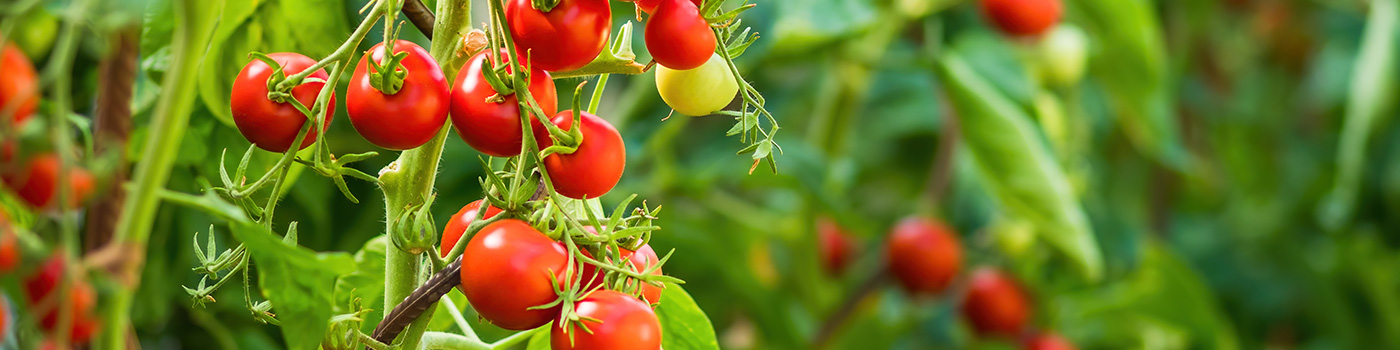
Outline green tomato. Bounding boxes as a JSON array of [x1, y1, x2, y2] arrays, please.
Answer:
[[1036, 24, 1088, 87], [655, 52, 739, 117], [12, 8, 59, 61]]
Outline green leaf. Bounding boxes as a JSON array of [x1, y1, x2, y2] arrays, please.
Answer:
[[230, 222, 356, 350], [334, 236, 388, 335], [936, 51, 1103, 281], [656, 283, 720, 350], [525, 327, 552, 350]]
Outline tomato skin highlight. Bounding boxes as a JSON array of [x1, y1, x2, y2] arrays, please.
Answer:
[[440, 199, 505, 257], [886, 217, 962, 295], [645, 0, 715, 70], [535, 111, 626, 200], [460, 219, 570, 330], [551, 290, 663, 350], [961, 267, 1032, 338], [817, 218, 854, 276], [505, 0, 612, 72], [450, 49, 559, 157], [1, 154, 95, 210], [654, 53, 737, 116], [580, 244, 666, 304], [0, 40, 39, 127], [347, 40, 450, 150], [1023, 331, 1077, 350], [980, 0, 1062, 37], [229, 52, 335, 153]]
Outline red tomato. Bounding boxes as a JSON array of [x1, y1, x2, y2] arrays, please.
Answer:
[[0, 40, 39, 127], [39, 281, 99, 344], [580, 244, 666, 304], [633, 0, 703, 14], [2, 154, 95, 210], [450, 49, 558, 157], [0, 216, 16, 272], [347, 40, 450, 150], [24, 254, 65, 304], [817, 218, 854, 276], [886, 217, 961, 295], [1023, 331, 1077, 350], [961, 267, 1031, 338], [980, 0, 1062, 37], [504, 0, 612, 72], [551, 290, 662, 350], [535, 111, 626, 199], [440, 200, 505, 257], [645, 0, 715, 70], [229, 52, 335, 153], [460, 219, 570, 330]]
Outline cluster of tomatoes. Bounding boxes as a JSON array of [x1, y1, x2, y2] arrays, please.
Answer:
[[440, 200, 667, 349], [0, 215, 100, 348], [820, 217, 1076, 350], [0, 40, 95, 213]]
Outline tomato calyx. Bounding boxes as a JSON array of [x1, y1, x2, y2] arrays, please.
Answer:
[[365, 49, 410, 95], [537, 83, 589, 158], [247, 52, 322, 107], [391, 193, 439, 255], [529, 0, 561, 12]]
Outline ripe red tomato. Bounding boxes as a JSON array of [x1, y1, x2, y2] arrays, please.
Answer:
[[817, 218, 854, 276], [581, 244, 666, 304], [2, 154, 95, 210], [440, 200, 505, 257], [0, 214, 17, 272], [980, 0, 1062, 37], [504, 0, 612, 72], [39, 281, 99, 344], [347, 40, 450, 150], [535, 111, 626, 199], [633, 0, 703, 14], [460, 219, 570, 330], [645, 0, 715, 70], [0, 40, 39, 127], [229, 52, 335, 153], [886, 217, 962, 295], [24, 254, 65, 304], [450, 49, 558, 157], [961, 267, 1031, 338], [551, 290, 662, 350], [1023, 331, 1077, 350]]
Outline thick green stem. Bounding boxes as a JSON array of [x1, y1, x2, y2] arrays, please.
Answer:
[[419, 331, 491, 350], [105, 0, 224, 348], [381, 0, 472, 348]]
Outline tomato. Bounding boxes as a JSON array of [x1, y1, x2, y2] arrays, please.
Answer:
[[460, 219, 570, 330], [0, 214, 16, 272], [535, 111, 626, 199], [504, 0, 612, 72], [12, 9, 59, 61], [24, 254, 65, 305], [581, 244, 666, 304], [654, 53, 737, 116], [551, 290, 662, 350], [347, 40, 450, 150], [1, 39, 39, 127], [2, 154, 95, 210], [39, 282, 99, 344], [1023, 331, 1077, 350], [450, 49, 558, 157], [645, 0, 715, 70], [817, 218, 854, 276], [633, 0, 703, 14], [230, 52, 335, 153], [980, 0, 1061, 37], [1035, 24, 1087, 87], [440, 200, 505, 257], [886, 217, 962, 295], [960, 267, 1031, 338]]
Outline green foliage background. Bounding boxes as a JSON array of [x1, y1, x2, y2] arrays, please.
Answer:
[[6, 0, 1400, 349]]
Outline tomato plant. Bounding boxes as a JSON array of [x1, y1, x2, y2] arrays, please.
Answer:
[[0, 39, 39, 127], [654, 53, 737, 116], [961, 267, 1031, 338], [645, 0, 715, 70], [504, 0, 612, 72], [535, 110, 626, 199], [229, 52, 335, 153], [347, 40, 450, 150], [450, 49, 558, 157], [980, 0, 1062, 37], [459, 219, 571, 330], [886, 217, 962, 295], [551, 290, 663, 350]]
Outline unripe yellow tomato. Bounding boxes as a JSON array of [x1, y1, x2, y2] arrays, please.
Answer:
[[655, 52, 739, 116]]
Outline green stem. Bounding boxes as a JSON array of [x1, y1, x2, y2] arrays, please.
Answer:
[[381, 0, 472, 348], [489, 327, 542, 349], [105, 0, 224, 348], [420, 331, 492, 350]]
